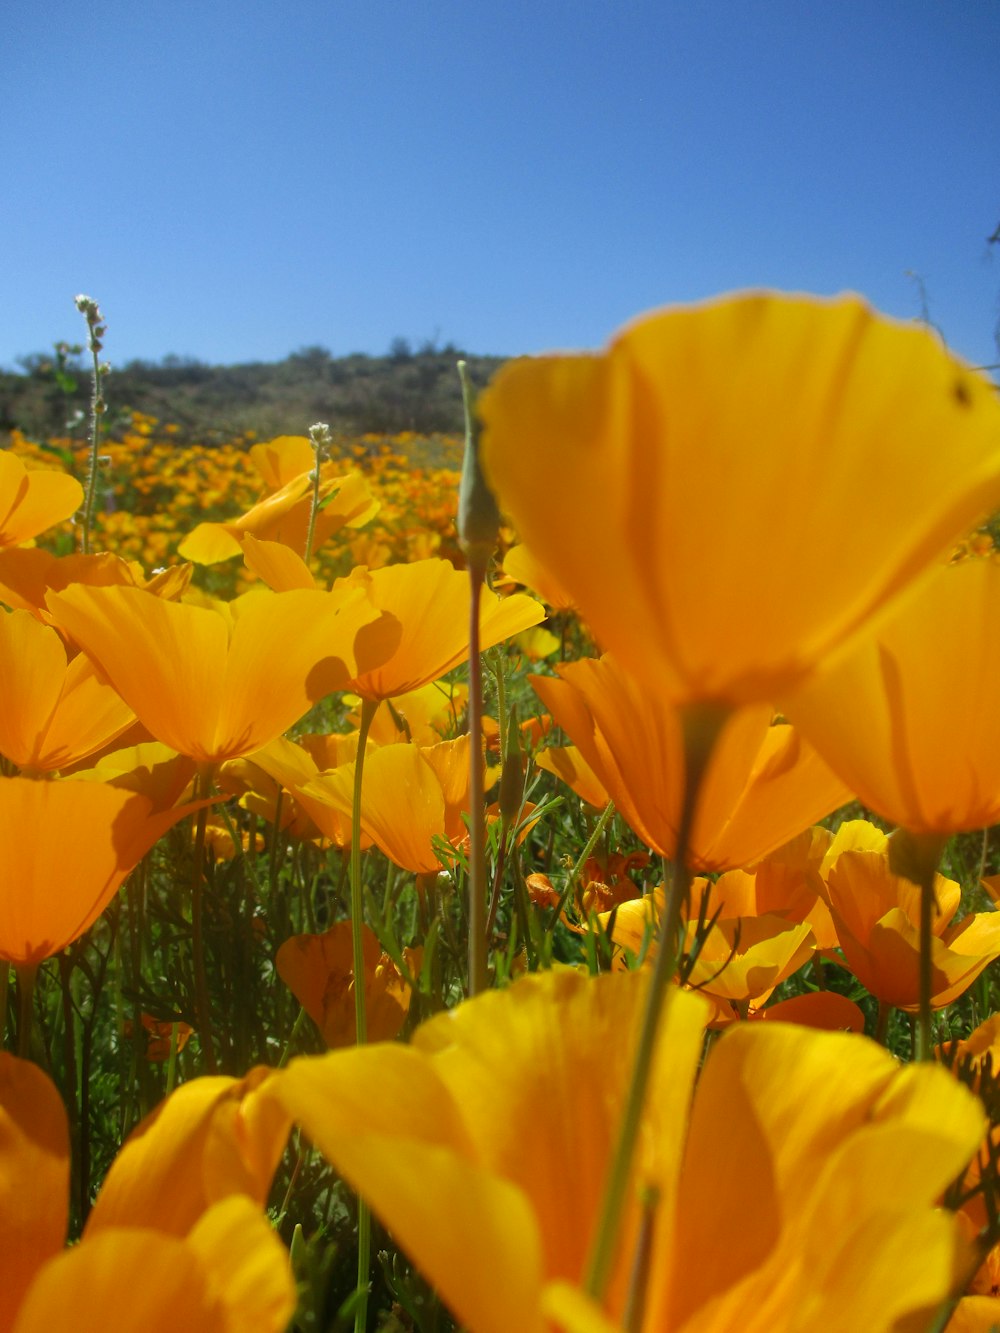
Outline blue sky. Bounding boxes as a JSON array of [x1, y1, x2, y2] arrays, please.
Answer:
[[5, 1, 999, 372]]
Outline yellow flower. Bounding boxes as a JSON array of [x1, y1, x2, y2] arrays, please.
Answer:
[[276, 921, 417, 1047], [294, 735, 477, 873], [0, 453, 82, 549], [784, 557, 1000, 834], [0, 1055, 294, 1331], [481, 293, 1000, 707], [532, 654, 851, 870], [336, 558, 545, 702], [820, 847, 1000, 1011], [46, 583, 400, 764], [0, 777, 205, 967], [264, 967, 983, 1333], [0, 610, 135, 773]]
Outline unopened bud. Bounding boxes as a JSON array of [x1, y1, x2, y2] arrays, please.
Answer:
[[457, 360, 500, 571]]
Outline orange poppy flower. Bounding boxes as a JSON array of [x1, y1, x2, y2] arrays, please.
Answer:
[[14, 1198, 295, 1332], [0, 452, 82, 549], [534, 745, 611, 811], [225, 736, 366, 849], [0, 776, 205, 966], [0, 610, 136, 772], [276, 921, 417, 1047], [821, 847, 1000, 1011], [0, 1053, 295, 1330], [499, 543, 576, 611], [605, 888, 816, 1021], [242, 545, 544, 701], [84, 1066, 291, 1238], [179, 451, 378, 564], [46, 583, 400, 764], [480, 292, 1000, 708], [294, 736, 476, 874], [74, 741, 198, 809], [784, 557, 1000, 835], [263, 967, 984, 1332], [532, 654, 851, 870], [755, 990, 866, 1033], [335, 558, 545, 701], [0, 548, 190, 624], [0, 1054, 69, 1327], [123, 1013, 194, 1062], [247, 434, 316, 487]]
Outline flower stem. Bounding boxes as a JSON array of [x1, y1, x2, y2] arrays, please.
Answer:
[[888, 829, 946, 1061], [0, 962, 9, 1048], [190, 764, 218, 1075], [874, 998, 893, 1046], [305, 422, 332, 569], [15, 962, 38, 1061], [349, 696, 378, 1333], [466, 558, 489, 997], [74, 295, 108, 557], [584, 704, 726, 1302]]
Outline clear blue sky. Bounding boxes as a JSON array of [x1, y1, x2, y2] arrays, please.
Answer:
[[5, 0, 999, 373]]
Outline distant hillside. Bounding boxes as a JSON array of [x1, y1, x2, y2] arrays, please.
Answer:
[[0, 343, 508, 445]]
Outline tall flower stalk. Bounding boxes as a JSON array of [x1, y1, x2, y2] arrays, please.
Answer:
[[304, 421, 332, 569], [348, 696, 378, 1333], [74, 294, 109, 556], [583, 704, 726, 1302], [457, 361, 500, 998]]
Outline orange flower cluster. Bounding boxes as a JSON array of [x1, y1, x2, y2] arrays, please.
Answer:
[[3, 290, 1000, 1329]]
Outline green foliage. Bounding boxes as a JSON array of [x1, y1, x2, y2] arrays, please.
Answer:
[[0, 346, 507, 444]]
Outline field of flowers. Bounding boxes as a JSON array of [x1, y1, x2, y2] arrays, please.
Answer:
[[4, 290, 1000, 1332]]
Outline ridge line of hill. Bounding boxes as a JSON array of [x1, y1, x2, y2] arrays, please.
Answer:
[[1, 345, 508, 446]]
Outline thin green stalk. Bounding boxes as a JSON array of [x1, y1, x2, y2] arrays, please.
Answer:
[[918, 873, 935, 1061], [269, 791, 286, 889], [494, 648, 508, 759], [74, 295, 108, 556], [190, 765, 218, 1074], [305, 422, 332, 569], [583, 704, 726, 1302], [278, 1132, 307, 1221], [15, 962, 38, 1060], [0, 962, 9, 1047], [875, 998, 893, 1046], [456, 357, 500, 996], [888, 829, 947, 1061], [165, 1022, 180, 1096], [622, 1185, 659, 1333], [278, 1006, 309, 1069], [557, 800, 616, 923], [466, 559, 489, 997], [349, 696, 378, 1333]]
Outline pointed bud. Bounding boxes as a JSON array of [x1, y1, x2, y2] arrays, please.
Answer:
[[457, 361, 500, 572]]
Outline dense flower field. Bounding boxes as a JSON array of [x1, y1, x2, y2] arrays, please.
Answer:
[[4, 291, 1000, 1332]]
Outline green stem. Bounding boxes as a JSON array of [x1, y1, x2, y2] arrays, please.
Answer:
[[583, 704, 726, 1302], [466, 559, 488, 997], [622, 1185, 659, 1333], [15, 962, 38, 1061], [561, 801, 616, 920], [304, 423, 331, 570], [165, 1022, 181, 1096], [278, 1006, 308, 1069], [0, 962, 9, 1048], [889, 829, 947, 1062], [190, 765, 218, 1074], [874, 998, 893, 1047], [75, 296, 107, 557], [349, 696, 378, 1333]]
